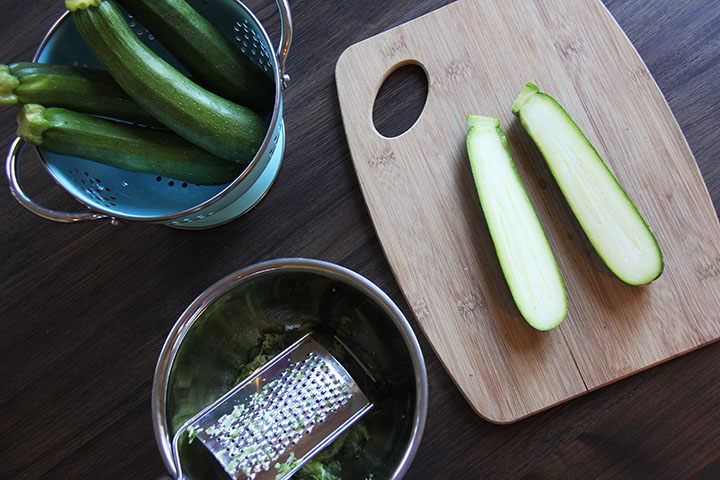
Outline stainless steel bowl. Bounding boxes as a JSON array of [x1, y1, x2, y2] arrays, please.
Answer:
[[152, 258, 428, 479]]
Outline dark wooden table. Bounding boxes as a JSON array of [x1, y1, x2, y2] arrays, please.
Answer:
[[1, 1, 718, 478]]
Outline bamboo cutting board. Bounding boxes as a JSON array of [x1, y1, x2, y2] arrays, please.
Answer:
[[335, 0, 720, 423]]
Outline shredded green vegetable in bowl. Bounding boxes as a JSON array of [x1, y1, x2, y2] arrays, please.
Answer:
[[164, 272, 417, 480]]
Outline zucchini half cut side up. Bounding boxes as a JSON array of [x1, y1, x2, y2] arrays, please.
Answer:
[[466, 115, 567, 331], [512, 83, 663, 286]]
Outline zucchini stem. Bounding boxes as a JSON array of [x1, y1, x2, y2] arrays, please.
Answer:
[[467, 115, 500, 131], [0, 64, 19, 106], [17, 104, 50, 146], [511, 82, 540, 115], [66, 0, 103, 12]]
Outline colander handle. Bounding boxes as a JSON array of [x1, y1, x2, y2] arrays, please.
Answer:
[[6, 137, 112, 224], [275, 0, 292, 88]]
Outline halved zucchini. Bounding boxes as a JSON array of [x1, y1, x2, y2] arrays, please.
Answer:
[[467, 115, 567, 330], [512, 83, 663, 285]]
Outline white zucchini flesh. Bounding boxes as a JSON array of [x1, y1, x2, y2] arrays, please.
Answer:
[[467, 115, 567, 331], [512, 84, 663, 286]]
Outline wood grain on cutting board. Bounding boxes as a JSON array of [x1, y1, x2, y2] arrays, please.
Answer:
[[335, 0, 720, 423]]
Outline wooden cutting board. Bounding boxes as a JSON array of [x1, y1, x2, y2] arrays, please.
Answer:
[[335, 0, 720, 423]]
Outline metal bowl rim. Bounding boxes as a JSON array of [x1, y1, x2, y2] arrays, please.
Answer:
[[152, 258, 428, 479]]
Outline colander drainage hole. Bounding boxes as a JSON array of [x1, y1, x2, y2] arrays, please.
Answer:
[[156, 176, 193, 188]]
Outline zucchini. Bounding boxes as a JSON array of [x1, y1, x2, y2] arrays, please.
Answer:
[[467, 115, 567, 331], [512, 83, 663, 285], [1, 62, 157, 125], [18, 104, 243, 185], [116, 0, 274, 113], [66, 0, 268, 163]]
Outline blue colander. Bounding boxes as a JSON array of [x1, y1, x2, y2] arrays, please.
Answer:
[[6, 0, 292, 229]]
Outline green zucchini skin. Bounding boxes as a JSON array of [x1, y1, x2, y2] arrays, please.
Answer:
[[116, 0, 274, 113], [467, 115, 567, 331], [513, 83, 663, 286], [1, 62, 158, 125], [17, 104, 244, 185], [67, 0, 268, 163]]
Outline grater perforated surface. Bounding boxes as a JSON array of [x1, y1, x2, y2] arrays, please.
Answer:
[[186, 335, 372, 480]]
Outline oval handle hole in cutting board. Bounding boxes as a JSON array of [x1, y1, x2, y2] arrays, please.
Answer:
[[372, 63, 428, 138]]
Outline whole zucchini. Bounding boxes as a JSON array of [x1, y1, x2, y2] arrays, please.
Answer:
[[116, 0, 274, 113], [17, 104, 244, 185], [66, 0, 268, 164], [1, 62, 158, 125]]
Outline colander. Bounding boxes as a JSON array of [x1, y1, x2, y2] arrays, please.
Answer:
[[5, 0, 292, 229]]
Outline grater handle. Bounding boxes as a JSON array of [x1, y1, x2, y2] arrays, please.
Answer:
[[6, 137, 113, 224], [274, 0, 292, 88]]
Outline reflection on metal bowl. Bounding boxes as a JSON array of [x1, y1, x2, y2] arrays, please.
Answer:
[[152, 258, 428, 479]]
